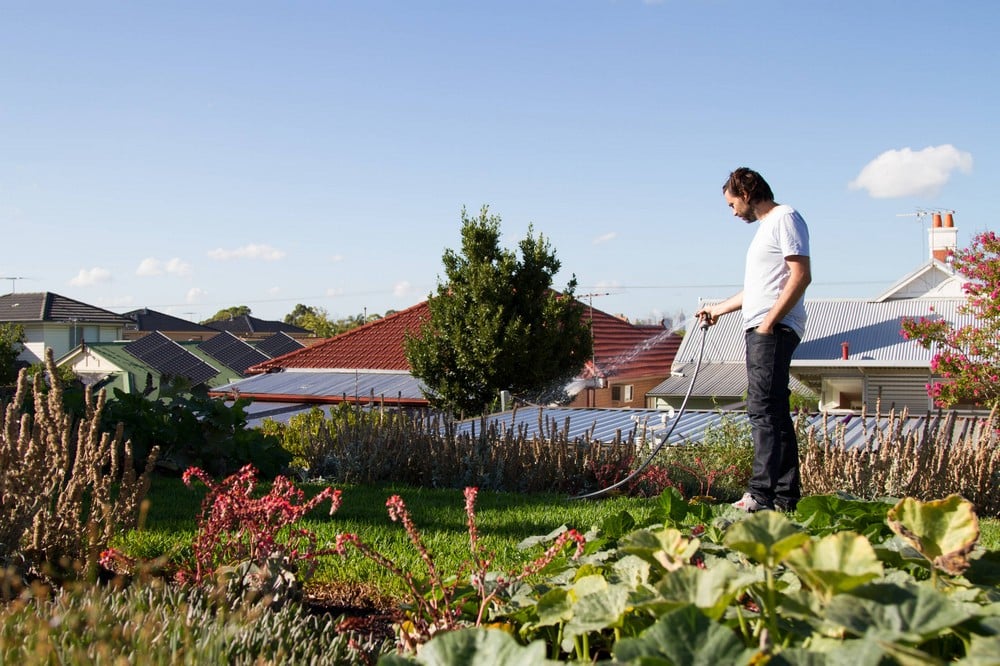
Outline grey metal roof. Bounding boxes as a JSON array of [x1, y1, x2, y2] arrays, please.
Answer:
[[673, 297, 975, 368], [215, 369, 427, 403], [452, 406, 982, 451], [649, 361, 814, 399]]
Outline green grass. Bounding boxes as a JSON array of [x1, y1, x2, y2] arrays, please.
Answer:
[[119, 475, 1000, 601]]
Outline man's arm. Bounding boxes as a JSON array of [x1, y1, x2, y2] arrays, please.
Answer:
[[757, 256, 811, 334], [695, 290, 743, 327]]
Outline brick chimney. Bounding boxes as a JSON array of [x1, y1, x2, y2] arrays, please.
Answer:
[[929, 212, 957, 264]]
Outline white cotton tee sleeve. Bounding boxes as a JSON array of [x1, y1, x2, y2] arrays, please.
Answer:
[[741, 204, 810, 338]]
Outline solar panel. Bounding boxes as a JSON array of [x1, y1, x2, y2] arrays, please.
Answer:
[[124, 332, 220, 386], [255, 332, 305, 359], [198, 332, 269, 376]]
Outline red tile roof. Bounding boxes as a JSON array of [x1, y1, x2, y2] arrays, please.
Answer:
[[247, 299, 680, 379]]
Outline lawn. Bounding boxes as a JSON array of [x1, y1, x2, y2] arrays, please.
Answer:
[[118, 474, 1000, 603]]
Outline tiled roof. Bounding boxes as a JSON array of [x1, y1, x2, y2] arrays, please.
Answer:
[[583, 307, 682, 379], [0, 292, 131, 324], [247, 299, 680, 378], [205, 315, 310, 335], [248, 301, 431, 373], [123, 308, 216, 332]]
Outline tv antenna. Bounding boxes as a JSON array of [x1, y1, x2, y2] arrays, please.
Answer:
[[896, 209, 955, 264], [1, 277, 26, 293]]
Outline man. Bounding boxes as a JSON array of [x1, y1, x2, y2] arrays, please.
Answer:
[[696, 167, 811, 512]]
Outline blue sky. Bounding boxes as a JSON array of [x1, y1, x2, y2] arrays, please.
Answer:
[[2, 1, 995, 325]]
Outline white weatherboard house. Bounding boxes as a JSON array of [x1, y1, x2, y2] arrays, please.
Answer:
[[0, 292, 131, 365], [649, 212, 978, 414]]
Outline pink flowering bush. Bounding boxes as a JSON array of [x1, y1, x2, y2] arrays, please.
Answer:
[[335, 486, 586, 652], [902, 231, 1000, 409], [180, 464, 342, 585]]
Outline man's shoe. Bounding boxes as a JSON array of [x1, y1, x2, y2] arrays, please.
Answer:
[[732, 493, 773, 513]]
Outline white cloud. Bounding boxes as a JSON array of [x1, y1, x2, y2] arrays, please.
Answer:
[[267, 286, 281, 296], [326, 287, 345, 297], [207, 243, 286, 261], [331, 254, 344, 262], [186, 287, 207, 304], [849, 145, 973, 198], [69, 267, 112, 286], [593, 232, 617, 245], [136, 257, 192, 277], [98, 295, 134, 308], [393, 280, 414, 298]]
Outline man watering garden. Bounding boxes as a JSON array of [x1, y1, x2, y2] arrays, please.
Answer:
[[696, 167, 812, 513]]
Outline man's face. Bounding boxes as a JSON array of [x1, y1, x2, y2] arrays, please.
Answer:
[[724, 190, 756, 223]]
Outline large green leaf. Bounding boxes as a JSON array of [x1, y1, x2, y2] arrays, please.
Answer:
[[532, 588, 573, 628], [612, 604, 751, 665], [378, 627, 558, 666], [784, 532, 884, 603], [561, 579, 631, 647], [823, 582, 973, 643], [619, 527, 701, 573], [960, 634, 1000, 666], [886, 495, 980, 575], [651, 559, 761, 620], [723, 511, 809, 567]]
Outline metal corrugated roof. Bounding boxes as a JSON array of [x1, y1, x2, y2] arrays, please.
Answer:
[[214, 369, 427, 404], [672, 297, 974, 367], [453, 406, 984, 451]]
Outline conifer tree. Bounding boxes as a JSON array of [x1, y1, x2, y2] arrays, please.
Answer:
[[405, 206, 591, 416]]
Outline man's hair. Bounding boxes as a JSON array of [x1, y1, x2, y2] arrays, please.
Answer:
[[723, 167, 774, 204]]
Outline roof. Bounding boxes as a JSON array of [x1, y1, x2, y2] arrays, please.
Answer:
[[205, 314, 310, 336], [671, 296, 975, 369], [254, 332, 305, 358], [874, 260, 964, 302], [211, 369, 427, 406], [452, 405, 983, 451], [0, 292, 131, 325], [124, 332, 221, 386], [248, 301, 431, 373], [248, 299, 680, 377], [197, 331, 270, 376], [123, 308, 216, 332], [584, 307, 682, 379]]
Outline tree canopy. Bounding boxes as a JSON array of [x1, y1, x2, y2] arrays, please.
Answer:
[[201, 305, 251, 325], [404, 206, 591, 416], [284, 304, 384, 338], [1, 323, 25, 385]]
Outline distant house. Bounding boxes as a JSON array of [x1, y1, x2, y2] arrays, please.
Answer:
[[649, 212, 974, 414], [58, 329, 305, 397], [122, 308, 219, 342], [0, 291, 131, 365], [210, 298, 682, 424], [205, 314, 313, 343]]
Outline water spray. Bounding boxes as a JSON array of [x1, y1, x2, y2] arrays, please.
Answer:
[[571, 316, 710, 500]]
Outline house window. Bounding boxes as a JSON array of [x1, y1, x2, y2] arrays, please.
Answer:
[[611, 384, 634, 403]]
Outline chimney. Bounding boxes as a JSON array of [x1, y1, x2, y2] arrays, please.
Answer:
[[929, 211, 958, 264], [841, 341, 849, 360]]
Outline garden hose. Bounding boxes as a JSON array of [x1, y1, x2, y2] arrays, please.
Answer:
[[571, 319, 710, 500]]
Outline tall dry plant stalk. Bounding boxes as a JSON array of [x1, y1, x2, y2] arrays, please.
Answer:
[[801, 402, 1000, 516], [286, 403, 633, 494], [0, 349, 158, 579]]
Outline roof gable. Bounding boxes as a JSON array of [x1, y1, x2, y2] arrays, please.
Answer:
[[205, 314, 310, 335], [874, 260, 964, 301], [0, 292, 130, 325], [124, 308, 216, 332], [247, 299, 681, 378]]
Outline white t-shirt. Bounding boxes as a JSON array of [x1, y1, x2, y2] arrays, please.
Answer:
[[742, 204, 810, 338]]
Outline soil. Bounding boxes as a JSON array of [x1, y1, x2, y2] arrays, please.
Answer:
[[301, 581, 401, 642]]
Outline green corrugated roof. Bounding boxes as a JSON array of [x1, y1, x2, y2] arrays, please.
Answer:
[[70, 341, 240, 398]]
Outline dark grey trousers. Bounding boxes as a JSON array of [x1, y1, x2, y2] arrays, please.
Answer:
[[745, 325, 801, 508]]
